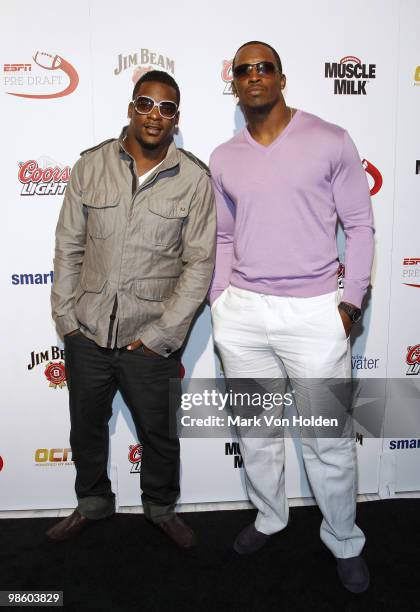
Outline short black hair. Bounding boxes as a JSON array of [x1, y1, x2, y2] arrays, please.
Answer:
[[232, 41, 283, 74], [132, 70, 180, 105]]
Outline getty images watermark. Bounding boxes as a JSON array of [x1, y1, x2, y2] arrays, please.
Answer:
[[180, 389, 338, 428], [168, 378, 420, 439]]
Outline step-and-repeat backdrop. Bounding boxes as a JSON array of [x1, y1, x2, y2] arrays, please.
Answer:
[[1, 0, 419, 510]]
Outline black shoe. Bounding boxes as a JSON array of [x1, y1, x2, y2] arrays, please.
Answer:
[[337, 555, 370, 593], [233, 523, 271, 554], [46, 510, 91, 542], [158, 515, 197, 549]]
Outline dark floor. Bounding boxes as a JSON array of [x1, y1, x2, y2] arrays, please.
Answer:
[[0, 500, 419, 611]]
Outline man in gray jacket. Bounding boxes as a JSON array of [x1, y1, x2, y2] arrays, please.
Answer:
[[47, 70, 216, 548]]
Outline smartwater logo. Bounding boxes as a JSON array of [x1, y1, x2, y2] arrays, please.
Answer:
[[11, 271, 53, 285], [389, 439, 420, 450]]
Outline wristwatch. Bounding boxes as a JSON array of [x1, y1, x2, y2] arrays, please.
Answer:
[[338, 302, 362, 323]]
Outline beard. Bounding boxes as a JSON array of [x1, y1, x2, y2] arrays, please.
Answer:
[[243, 97, 278, 116], [135, 134, 164, 150]]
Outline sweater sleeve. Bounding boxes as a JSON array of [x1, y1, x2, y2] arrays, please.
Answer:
[[208, 156, 235, 305], [332, 131, 375, 308]]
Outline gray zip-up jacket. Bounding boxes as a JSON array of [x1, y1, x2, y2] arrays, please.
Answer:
[[51, 129, 216, 356]]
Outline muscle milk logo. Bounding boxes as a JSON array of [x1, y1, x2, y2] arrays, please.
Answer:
[[356, 432, 364, 446], [34, 448, 73, 466], [414, 66, 420, 86], [406, 345, 420, 376], [221, 59, 233, 95], [114, 49, 175, 85], [128, 443, 143, 473], [2, 51, 79, 99], [402, 258, 420, 288], [27, 346, 66, 389], [18, 157, 71, 196], [325, 56, 376, 95], [225, 441, 243, 468]]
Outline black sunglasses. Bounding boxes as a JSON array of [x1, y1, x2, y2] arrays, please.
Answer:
[[233, 60, 279, 80]]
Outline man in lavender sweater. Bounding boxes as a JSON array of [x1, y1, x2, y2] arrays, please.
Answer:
[[209, 41, 374, 593]]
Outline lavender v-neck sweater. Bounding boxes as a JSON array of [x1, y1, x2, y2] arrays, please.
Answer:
[[209, 110, 374, 309]]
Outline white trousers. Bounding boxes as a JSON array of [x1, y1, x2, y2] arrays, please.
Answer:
[[212, 285, 365, 559]]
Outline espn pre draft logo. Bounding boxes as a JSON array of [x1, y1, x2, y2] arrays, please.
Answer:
[[2, 51, 79, 99], [402, 258, 420, 288], [362, 159, 382, 196], [18, 157, 71, 196], [325, 56, 376, 95]]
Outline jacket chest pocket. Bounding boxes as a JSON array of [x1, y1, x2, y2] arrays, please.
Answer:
[[82, 191, 120, 239], [147, 199, 189, 246]]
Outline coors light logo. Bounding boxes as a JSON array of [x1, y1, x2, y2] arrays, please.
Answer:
[[221, 60, 233, 95], [406, 345, 420, 376], [128, 443, 143, 474], [18, 157, 71, 196], [325, 56, 376, 95]]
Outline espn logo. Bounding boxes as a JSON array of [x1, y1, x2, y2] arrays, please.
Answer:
[[3, 63, 31, 72]]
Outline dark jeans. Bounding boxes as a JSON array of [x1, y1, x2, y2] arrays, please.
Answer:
[[64, 331, 181, 522]]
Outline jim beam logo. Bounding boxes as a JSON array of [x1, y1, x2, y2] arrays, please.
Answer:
[[406, 345, 420, 376], [402, 258, 420, 288], [18, 157, 71, 196], [114, 49, 175, 85], [325, 56, 376, 95], [128, 443, 143, 473], [28, 346, 66, 389]]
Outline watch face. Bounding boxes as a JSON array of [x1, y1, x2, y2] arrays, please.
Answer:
[[352, 309, 362, 323]]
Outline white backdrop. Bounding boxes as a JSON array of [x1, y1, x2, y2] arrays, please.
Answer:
[[1, 0, 419, 511]]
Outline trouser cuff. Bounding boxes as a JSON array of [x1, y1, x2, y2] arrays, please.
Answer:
[[77, 494, 116, 520], [142, 500, 175, 524]]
